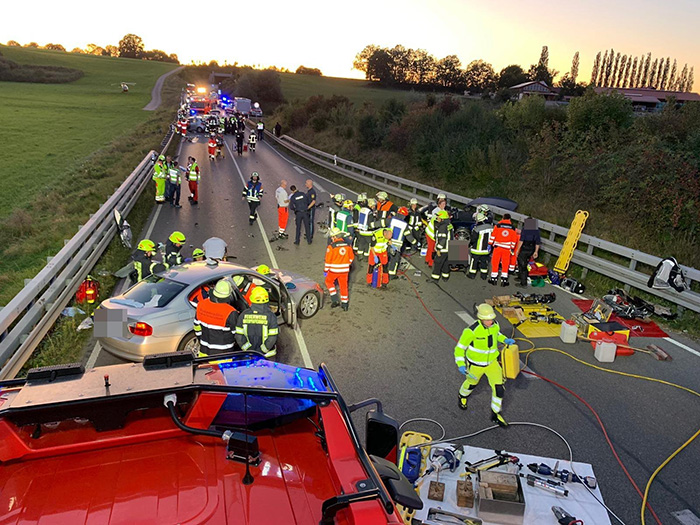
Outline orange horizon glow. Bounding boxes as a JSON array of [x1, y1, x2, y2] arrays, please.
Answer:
[[4, 0, 699, 87]]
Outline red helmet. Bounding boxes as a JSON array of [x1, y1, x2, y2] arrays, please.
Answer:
[[397, 206, 409, 216]]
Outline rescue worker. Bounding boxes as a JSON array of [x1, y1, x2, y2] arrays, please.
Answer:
[[275, 179, 290, 238], [235, 129, 244, 156], [468, 211, 493, 279], [336, 200, 354, 234], [193, 279, 239, 357], [424, 213, 437, 267], [215, 133, 225, 159], [515, 217, 541, 288], [431, 210, 453, 282], [325, 227, 354, 310], [248, 130, 257, 152], [257, 120, 264, 142], [179, 114, 188, 138], [165, 231, 186, 267], [167, 159, 183, 208], [192, 248, 205, 262], [242, 172, 263, 225], [187, 156, 200, 205], [404, 198, 423, 251], [289, 184, 311, 245], [153, 155, 167, 204], [328, 193, 345, 229], [132, 239, 166, 282], [305, 179, 318, 241], [207, 133, 217, 161], [235, 287, 279, 358], [352, 194, 373, 259], [454, 303, 515, 427], [489, 214, 517, 286], [386, 207, 409, 278], [233, 275, 257, 305], [375, 191, 397, 220], [367, 228, 391, 288]]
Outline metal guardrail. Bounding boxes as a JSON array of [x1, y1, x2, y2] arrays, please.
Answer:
[[0, 131, 174, 379], [266, 131, 700, 313]]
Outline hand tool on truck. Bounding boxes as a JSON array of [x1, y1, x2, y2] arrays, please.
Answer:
[[527, 462, 597, 489], [463, 450, 519, 473], [552, 505, 583, 524]]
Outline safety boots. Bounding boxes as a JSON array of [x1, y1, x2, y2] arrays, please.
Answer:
[[500, 277, 510, 287], [488, 277, 498, 286], [458, 395, 468, 410], [491, 411, 508, 427], [341, 303, 349, 312]]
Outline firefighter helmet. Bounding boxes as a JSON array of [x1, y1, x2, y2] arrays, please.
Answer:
[[397, 206, 409, 216], [437, 193, 446, 200], [232, 275, 245, 287], [333, 193, 345, 204], [213, 279, 233, 299], [436, 210, 450, 220], [169, 231, 186, 244], [250, 287, 269, 304], [158, 155, 165, 161], [257, 264, 271, 275], [476, 303, 496, 321], [192, 248, 205, 259], [410, 198, 418, 205], [327, 227, 342, 238], [376, 191, 388, 201], [137, 239, 156, 252], [477, 204, 490, 214], [342, 199, 354, 209], [357, 193, 367, 202], [251, 171, 259, 179], [367, 198, 377, 208]]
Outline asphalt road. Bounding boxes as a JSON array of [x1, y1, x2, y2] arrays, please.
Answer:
[[91, 130, 700, 524]]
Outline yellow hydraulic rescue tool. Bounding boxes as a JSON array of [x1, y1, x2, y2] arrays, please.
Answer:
[[553, 210, 589, 275]]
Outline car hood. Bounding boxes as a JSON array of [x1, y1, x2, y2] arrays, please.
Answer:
[[273, 268, 315, 285]]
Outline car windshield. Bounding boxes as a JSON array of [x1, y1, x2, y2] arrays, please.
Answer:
[[121, 275, 187, 308]]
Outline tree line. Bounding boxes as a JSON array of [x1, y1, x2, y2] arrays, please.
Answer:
[[590, 49, 694, 92], [4, 35, 179, 64], [353, 44, 578, 95]]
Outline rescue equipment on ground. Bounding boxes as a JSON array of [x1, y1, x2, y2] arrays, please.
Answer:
[[75, 276, 99, 304], [648, 256, 689, 292], [553, 210, 588, 275]]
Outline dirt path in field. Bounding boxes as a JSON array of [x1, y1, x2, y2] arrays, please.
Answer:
[[143, 66, 183, 111]]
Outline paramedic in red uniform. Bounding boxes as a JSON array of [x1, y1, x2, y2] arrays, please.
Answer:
[[488, 214, 517, 286], [325, 227, 354, 311]]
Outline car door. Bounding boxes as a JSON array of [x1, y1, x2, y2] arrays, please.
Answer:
[[239, 272, 296, 328]]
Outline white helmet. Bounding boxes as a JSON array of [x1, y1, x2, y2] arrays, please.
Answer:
[[437, 193, 446, 200]]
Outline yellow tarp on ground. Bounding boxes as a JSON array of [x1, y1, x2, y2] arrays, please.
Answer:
[[496, 304, 566, 338]]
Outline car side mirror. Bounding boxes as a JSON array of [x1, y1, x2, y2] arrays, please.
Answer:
[[370, 455, 423, 510], [366, 410, 399, 464]]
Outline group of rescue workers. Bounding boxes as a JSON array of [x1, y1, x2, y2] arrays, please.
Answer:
[[140, 120, 547, 428], [152, 154, 200, 206]]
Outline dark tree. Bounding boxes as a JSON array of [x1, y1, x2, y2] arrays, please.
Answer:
[[295, 66, 322, 76], [118, 34, 144, 59], [622, 55, 631, 87], [44, 43, 66, 51], [617, 55, 627, 87], [649, 58, 658, 88], [435, 55, 464, 89], [630, 56, 639, 87], [668, 59, 677, 90], [603, 48, 614, 86], [590, 51, 601, 86], [688, 67, 694, 92], [660, 57, 670, 90], [611, 52, 621, 87], [570, 51, 580, 83], [641, 53, 651, 87], [464, 60, 497, 93], [499, 64, 528, 88]]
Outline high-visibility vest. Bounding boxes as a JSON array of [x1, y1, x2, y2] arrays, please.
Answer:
[[325, 239, 354, 273], [371, 231, 389, 254], [471, 223, 493, 255], [490, 220, 517, 250], [168, 167, 181, 184], [434, 221, 453, 252], [188, 163, 200, 182], [153, 162, 164, 181], [454, 321, 506, 367], [194, 299, 238, 354], [388, 217, 408, 248], [356, 207, 372, 233], [243, 181, 263, 201], [425, 218, 436, 241], [335, 209, 353, 232], [376, 200, 395, 218]]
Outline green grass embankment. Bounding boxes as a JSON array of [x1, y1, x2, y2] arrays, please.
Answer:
[[0, 46, 180, 305]]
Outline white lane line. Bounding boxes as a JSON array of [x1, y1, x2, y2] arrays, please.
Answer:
[[225, 140, 314, 369], [86, 341, 101, 369], [454, 310, 539, 379], [663, 337, 700, 358], [293, 166, 304, 174]]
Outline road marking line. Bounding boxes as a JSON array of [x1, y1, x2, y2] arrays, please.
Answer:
[[293, 166, 304, 174], [86, 341, 101, 369], [663, 337, 700, 358], [225, 140, 314, 369]]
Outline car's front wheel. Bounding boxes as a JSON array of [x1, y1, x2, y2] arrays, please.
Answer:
[[298, 291, 320, 319], [178, 331, 200, 356]]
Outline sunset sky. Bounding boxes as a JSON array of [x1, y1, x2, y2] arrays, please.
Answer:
[[4, 0, 699, 84]]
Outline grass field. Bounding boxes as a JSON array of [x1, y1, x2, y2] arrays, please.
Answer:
[[0, 46, 181, 304], [278, 71, 428, 106], [0, 46, 177, 221]]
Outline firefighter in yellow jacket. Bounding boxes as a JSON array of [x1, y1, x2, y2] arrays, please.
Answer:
[[454, 303, 515, 427]]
